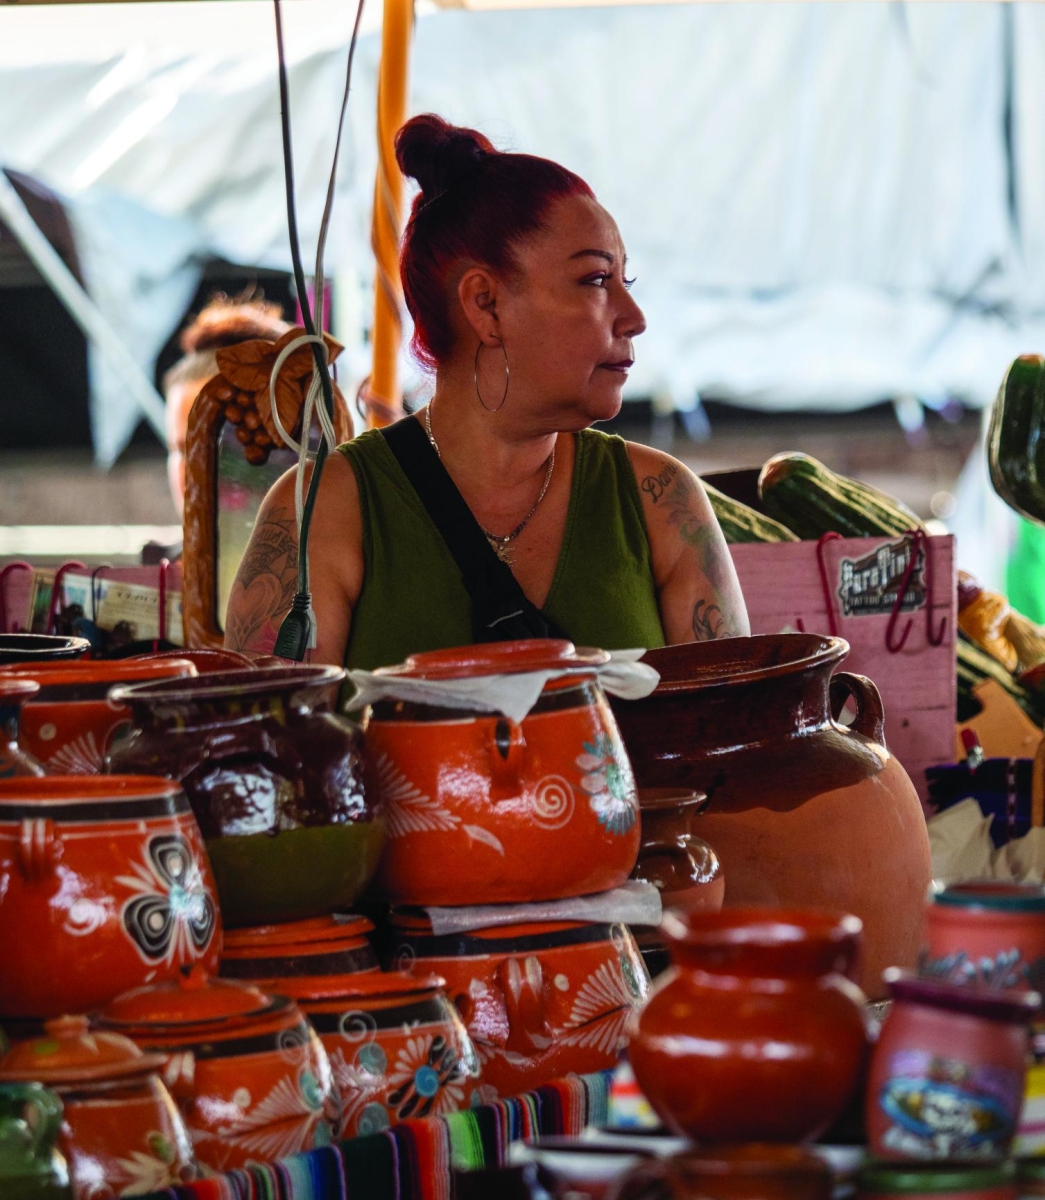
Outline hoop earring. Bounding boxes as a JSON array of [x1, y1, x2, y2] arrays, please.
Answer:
[[474, 338, 510, 412]]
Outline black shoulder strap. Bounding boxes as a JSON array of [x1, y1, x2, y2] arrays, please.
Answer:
[[381, 417, 567, 643]]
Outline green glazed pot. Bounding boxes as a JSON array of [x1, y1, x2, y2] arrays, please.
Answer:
[[0, 1083, 71, 1200]]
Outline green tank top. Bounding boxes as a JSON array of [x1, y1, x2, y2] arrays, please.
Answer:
[[338, 426, 666, 670]]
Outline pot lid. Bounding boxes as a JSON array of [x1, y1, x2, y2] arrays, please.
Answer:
[[884, 968, 1042, 1022], [291, 969, 446, 1004], [100, 968, 282, 1032], [109, 664, 344, 709], [934, 881, 1045, 913], [0, 1016, 165, 1085], [223, 914, 374, 953], [0, 775, 181, 808], [374, 639, 609, 682], [5, 658, 196, 689], [858, 1162, 1016, 1194]]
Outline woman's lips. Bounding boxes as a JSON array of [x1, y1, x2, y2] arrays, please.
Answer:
[[599, 359, 634, 374]]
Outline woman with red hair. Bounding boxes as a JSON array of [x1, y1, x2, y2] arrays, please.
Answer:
[[225, 116, 748, 666]]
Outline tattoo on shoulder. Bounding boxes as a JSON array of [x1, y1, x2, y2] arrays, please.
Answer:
[[640, 462, 680, 504], [224, 507, 299, 651], [692, 598, 734, 641]]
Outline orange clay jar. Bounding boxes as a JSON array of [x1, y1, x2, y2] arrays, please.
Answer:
[[386, 912, 650, 1098], [0, 776, 221, 1021], [219, 917, 482, 1136], [0, 1016, 197, 1199], [98, 971, 337, 1173], [628, 907, 870, 1144], [362, 640, 640, 906], [7, 658, 196, 775]]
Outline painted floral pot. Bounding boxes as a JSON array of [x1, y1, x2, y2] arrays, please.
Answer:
[[0, 1082, 71, 1200], [106, 666, 383, 926], [0, 1016, 197, 1200], [867, 969, 1040, 1161], [220, 915, 382, 987], [858, 1162, 1018, 1200], [0, 775, 221, 1020], [386, 913, 650, 1098], [0, 636, 90, 666], [630, 789, 723, 913], [610, 1145, 834, 1200], [363, 640, 640, 906], [0, 680, 44, 780], [628, 907, 870, 1144], [922, 883, 1045, 992], [610, 634, 932, 998], [7, 659, 197, 775], [98, 971, 337, 1173]]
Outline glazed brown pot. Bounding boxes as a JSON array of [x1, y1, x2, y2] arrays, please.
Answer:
[[611, 633, 931, 998], [0, 636, 90, 666], [627, 907, 870, 1144], [0, 680, 43, 779], [630, 789, 723, 913], [609, 1145, 833, 1200]]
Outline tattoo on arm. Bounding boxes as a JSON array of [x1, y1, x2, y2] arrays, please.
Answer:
[[223, 507, 299, 652], [640, 462, 680, 504], [692, 598, 734, 641]]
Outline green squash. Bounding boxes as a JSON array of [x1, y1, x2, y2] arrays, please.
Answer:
[[988, 354, 1045, 524]]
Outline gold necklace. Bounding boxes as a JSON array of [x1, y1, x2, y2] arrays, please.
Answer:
[[424, 403, 555, 567]]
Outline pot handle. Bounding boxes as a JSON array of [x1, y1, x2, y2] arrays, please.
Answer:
[[489, 718, 526, 790], [17, 818, 60, 881], [830, 671, 887, 746], [495, 954, 552, 1055]]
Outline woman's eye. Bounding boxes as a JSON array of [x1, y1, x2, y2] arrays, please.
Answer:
[[584, 274, 612, 288], [623, 276, 636, 291]]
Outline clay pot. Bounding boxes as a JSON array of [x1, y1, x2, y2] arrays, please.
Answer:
[[923, 883, 1045, 992], [386, 913, 650, 1098], [858, 1163, 1018, 1200], [512, 1138, 652, 1200], [630, 789, 723, 913], [7, 658, 197, 775], [628, 907, 870, 1144], [0, 775, 221, 1020], [363, 640, 640, 906], [867, 969, 1040, 1161], [0, 681, 43, 779], [0, 1016, 197, 1199], [0, 636, 90, 666], [106, 665, 383, 926], [220, 915, 382, 986], [610, 633, 931, 998], [129, 647, 257, 673], [609, 1145, 834, 1200], [98, 970, 337, 1173], [0, 1083, 70, 1200]]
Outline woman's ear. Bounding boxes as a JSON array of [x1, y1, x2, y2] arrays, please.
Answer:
[[457, 267, 502, 346]]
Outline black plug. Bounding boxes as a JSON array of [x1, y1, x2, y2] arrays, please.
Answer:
[[273, 592, 315, 661]]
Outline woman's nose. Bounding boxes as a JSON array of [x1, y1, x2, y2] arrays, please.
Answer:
[[617, 291, 647, 339]]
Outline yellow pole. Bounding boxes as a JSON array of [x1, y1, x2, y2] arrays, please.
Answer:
[[368, 0, 413, 428]]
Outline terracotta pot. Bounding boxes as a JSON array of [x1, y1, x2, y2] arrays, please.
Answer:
[[858, 1162, 1018, 1200], [363, 640, 640, 906], [106, 665, 383, 926], [0, 1083, 70, 1200], [867, 970, 1040, 1161], [630, 788, 723, 912], [6, 658, 197, 775], [0, 1015, 197, 1199], [0, 775, 221, 1020], [220, 915, 382, 986], [0, 636, 90, 666], [923, 883, 1045, 992], [0, 680, 44, 779], [386, 913, 650, 1098], [98, 970, 337, 1173], [610, 633, 931, 998], [628, 907, 870, 1144], [609, 1145, 833, 1200]]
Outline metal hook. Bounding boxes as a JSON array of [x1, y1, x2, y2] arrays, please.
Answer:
[[90, 564, 113, 627], [920, 530, 948, 646], [885, 531, 923, 654], [0, 560, 33, 633], [815, 532, 843, 637], [47, 561, 87, 636]]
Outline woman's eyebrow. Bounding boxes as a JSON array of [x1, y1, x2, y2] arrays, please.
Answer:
[[569, 249, 615, 263]]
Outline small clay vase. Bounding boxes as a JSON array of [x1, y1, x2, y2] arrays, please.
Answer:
[[858, 1162, 1018, 1200], [630, 789, 723, 913], [0, 1083, 71, 1200], [107, 665, 383, 926], [386, 912, 651, 1098], [628, 907, 870, 1143], [0, 775, 221, 1020], [7, 657, 197, 774], [0, 680, 43, 779], [0, 636, 90, 666], [363, 640, 640, 906], [609, 1145, 833, 1200], [866, 969, 1040, 1161], [0, 1016, 197, 1199], [923, 882, 1045, 992], [98, 970, 337, 1173]]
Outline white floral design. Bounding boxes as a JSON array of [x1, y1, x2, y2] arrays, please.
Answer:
[[199, 1069, 331, 1164], [373, 752, 461, 837], [108, 1129, 192, 1196], [560, 960, 641, 1057], [47, 731, 102, 774], [576, 734, 638, 836], [386, 1033, 468, 1121]]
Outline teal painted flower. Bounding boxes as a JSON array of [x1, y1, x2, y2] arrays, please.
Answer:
[[576, 733, 638, 836]]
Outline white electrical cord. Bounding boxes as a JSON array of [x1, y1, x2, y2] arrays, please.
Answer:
[[268, 333, 340, 540]]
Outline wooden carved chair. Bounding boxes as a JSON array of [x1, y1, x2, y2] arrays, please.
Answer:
[[182, 328, 353, 649]]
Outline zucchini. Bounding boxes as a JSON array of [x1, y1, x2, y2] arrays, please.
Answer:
[[987, 354, 1045, 525], [758, 452, 926, 541], [702, 481, 798, 544]]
